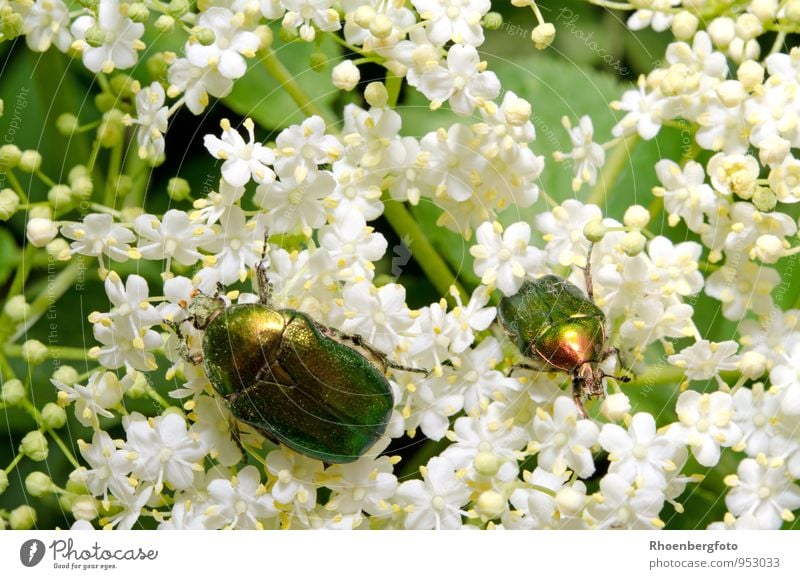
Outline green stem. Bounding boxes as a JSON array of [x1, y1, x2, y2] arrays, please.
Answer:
[[261, 49, 333, 126], [49, 430, 81, 469], [4, 452, 23, 474], [587, 134, 639, 209], [5, 344, 90, 361], [386, 75, 403, 107], [381, 196, 466, 300], [147, 385, 175, 411], [10, 260, 82, 343], [35, 169, 57, 188], [6, 170, 29, 204], [104, 141, 123, 209]]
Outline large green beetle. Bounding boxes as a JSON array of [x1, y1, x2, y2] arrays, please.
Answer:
[[179, 260, 418, 464], [498, 265, 628, 417]]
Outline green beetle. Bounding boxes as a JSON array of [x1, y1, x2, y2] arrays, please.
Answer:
[[177, 259, 420, 464], [498, 261, 629, 417]]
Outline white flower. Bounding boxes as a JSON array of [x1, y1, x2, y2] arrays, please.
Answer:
[[611, 75, 672, 139], [266, 447, 324, 513], [70, 0, 144, 74], [599, 413, 681, 488], [446, 285, 496, 354], [274, 115, 342, 181], [205, 466, 277, 529], [535, 200, 602, 267], [24, 0, 72, 52], [411, 44, 500, 115], [54, 370, 133, 428], [202, 206, 261, 284], [60, 213, 137, 266], [411, 0, 490, 46], [652, 159, 716, 230], [90, 318, 162, 371], [123, 412, 206, 492], [204, 118, 276, 187], [395, 456, 470, 529], [331, 60, 361, 91], [191, 180, 245, 225], [189, 395, 243, 467], [93, 271, 163, 336], [668, 339, 739, 383], [732, 382, 781, 456], [186, 7, 259, 80], [281, 0, 341, 41], [469, 221, 546, 297], [705, 259, 780, 320], [167, 58, 233, 115], [254, 171, 335, 236], [134, 209, 211, 268], [706, 152, 759, 198], [334, 282, 416, 354], [318, 211, 387, 282], [668, 390, 742, 467], [725, 455, 800, 529], [627, 0, 678, 32], [768, 157, 800, 203], [557, 115, 605, 192], [647, 236, 704, 296], [586, 474, 666, 529], [770, 341, 800, 414], [504, 469, 588, 530], [418, 123, 485, 203], [77, 431, 134, 504], [130, 82, 168, 160], [323, 451, 398, 516], [530, 397, 600, 478]]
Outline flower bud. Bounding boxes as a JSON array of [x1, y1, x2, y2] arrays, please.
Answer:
[[19, 149, 42, 173], [256, 25, 273, 50], [758, 135, 790, 166], [556, 486, 585, 516], [708, 17, 735, 48], [364, 82, 388, 108], [20, 430, 49, 461], [0, 188, 20, 220], [147, 52, 169, 80], [109, 74, 138, 98], [9, 505, 37, 530], [47, 238, 71, 260], [155, 14, 175, 33], [26, 471, 55, 497], [503, 95, 531, 126], [48, 184, 73, 207], [98, 109, 125, 148], [41, 402, 67, 430], [475, 490, 506, 520], [728, 38, 760, 64], [0, 98, 3, 117], [671, 10, 698, 40], [57, 113, 80, 135], [623, 205, 650, 229], [332, 60, 360, 91], [22, 339, 48, 365], [369, 14, 393, 39], [127, 2, 150, 22], [0, 144, 22, 169], [126, 370, 150, 398], [84, 24, 107, 48], [192, 26, 216, 46], [531, 23, 555, 50], [715, 80, 747, 107], [474, 451, 500, 477], [621, 230, 646, 256], [601, 392, 631, 421], [750, 234, 784, 263], [4, 295, 31, 322], [167, 0, 189, 17], [750, 0, 779, 20], [583, 219, 607, 243], [0, 470, 8, 495], [1, 378, 25, 406], [70, 175, 94, 199], [353, 5, 375, 28], [53, 365, 80, 387], [72, 495, 99, 521], [737, 351, 767, 379], [752, 186, 777, 212], [483, 12, 502, 30], [787, 0, 800, 20], [735, 13, 763, 41], [27, 217, 58, 247], [167, 177, 191, 201]]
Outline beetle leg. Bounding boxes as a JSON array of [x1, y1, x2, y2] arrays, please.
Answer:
[[165, 319, 203, 365], [600, 346, 635, 378], [326, 327, 427, 374], [508, 361, 550, 377], [572, 386, 589, 419]]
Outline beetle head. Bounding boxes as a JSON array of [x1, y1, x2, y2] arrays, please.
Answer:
[[186, 292, 226, 330]]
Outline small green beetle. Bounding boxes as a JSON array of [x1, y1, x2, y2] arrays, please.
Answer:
[[176, 257, 421, 464], [498, 257, 629, 417]]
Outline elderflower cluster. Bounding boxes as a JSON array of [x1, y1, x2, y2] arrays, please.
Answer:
[[2, 0, 800, 533]]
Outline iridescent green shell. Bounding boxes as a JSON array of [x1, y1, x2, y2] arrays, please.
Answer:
[[202, 303, 394, 464], [498, 275, 606, 371]]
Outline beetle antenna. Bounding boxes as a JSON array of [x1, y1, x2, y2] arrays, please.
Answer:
[[602, 371, 631, 383], [256, 228, 273, 306], [583, 242, 595, 301]]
